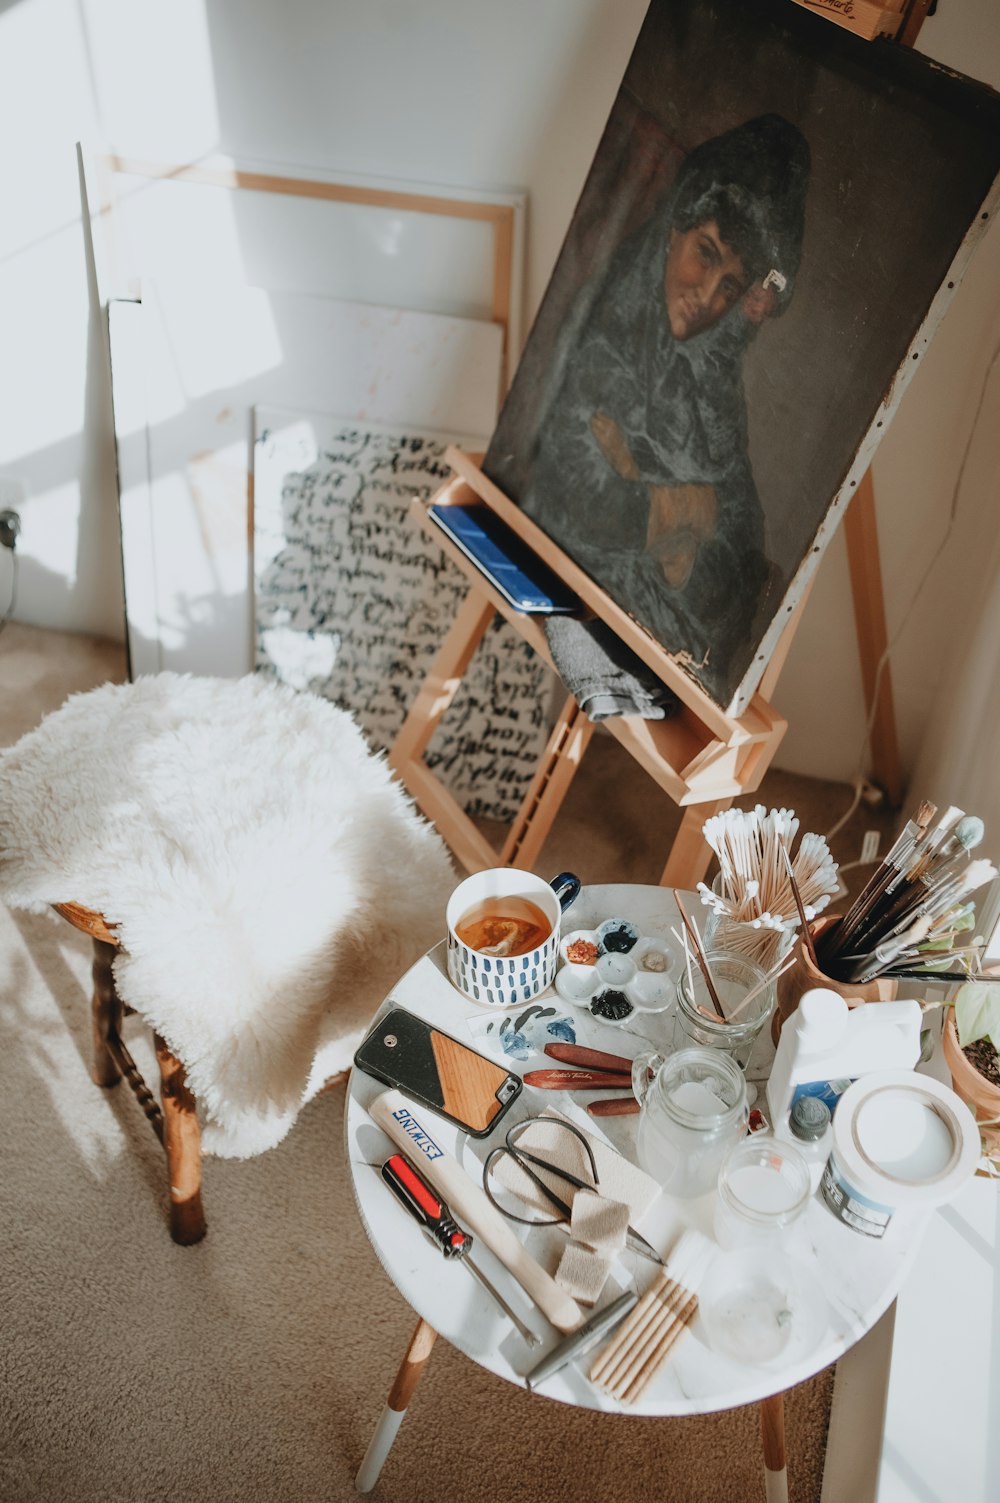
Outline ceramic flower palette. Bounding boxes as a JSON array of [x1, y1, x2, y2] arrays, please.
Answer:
[[554, 918, 674, 1025]]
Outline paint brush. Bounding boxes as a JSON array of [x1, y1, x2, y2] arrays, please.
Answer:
[[818, 800, 935, 966]]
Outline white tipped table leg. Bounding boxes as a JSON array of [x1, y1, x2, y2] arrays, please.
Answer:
[[355, 1318, 438, 1493], [761, 1391, 789, 1503]]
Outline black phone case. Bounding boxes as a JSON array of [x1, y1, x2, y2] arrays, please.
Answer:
[[353, 1007, 522, 1137]]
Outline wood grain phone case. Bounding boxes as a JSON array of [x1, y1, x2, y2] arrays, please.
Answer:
[[353, 1007, 522, 1136]]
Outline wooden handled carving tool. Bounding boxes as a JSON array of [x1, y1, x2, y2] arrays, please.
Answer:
[[587, 1097, 640, 1118], [523, 1068, 633, 1090], [368, 1089, 583, 1333], [544, 1042, 634, 1072]]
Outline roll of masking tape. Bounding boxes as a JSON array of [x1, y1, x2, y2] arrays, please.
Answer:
[[820, 1069, 980, 1239]]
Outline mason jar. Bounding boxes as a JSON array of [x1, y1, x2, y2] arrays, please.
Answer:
[[631, 1046, 748, 1197], [672, 949, 775, 1071]]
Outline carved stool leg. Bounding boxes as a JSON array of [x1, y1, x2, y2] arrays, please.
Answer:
[[90, 937, 123, 1088], [154, 1033, 206, 1245]]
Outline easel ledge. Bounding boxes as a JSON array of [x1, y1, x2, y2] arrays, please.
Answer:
[[390, 449, 800, 889]]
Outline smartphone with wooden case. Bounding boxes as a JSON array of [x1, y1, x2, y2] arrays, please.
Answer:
[[353, 1007, 522, 1137]]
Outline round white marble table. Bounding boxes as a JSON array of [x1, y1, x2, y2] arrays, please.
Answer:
[[346, 884, 928, 1492]]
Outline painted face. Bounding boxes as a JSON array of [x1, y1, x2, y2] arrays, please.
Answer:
[[663, 221, 749, 341]]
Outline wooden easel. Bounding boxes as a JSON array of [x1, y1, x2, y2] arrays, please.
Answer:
[[390, 447, 797, 889], [390, 0, 937, 890]]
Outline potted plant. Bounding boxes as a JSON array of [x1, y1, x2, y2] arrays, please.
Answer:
[[939, 978, 1000, 1170]]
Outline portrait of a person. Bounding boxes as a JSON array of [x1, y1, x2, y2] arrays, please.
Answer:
[[489, 113, 811, 704]]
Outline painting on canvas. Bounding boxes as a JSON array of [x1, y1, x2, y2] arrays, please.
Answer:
[[484, 0, 1000, 712]]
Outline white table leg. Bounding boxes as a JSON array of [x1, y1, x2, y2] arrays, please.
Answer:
[[761, 1391, 789, 1503], [355, 1318, 438, 1493]]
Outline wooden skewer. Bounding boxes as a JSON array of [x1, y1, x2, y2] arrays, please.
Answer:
[[672, 890, 725, 1018], [781, 845, 819, 968], [726, 953, 796, 1023]]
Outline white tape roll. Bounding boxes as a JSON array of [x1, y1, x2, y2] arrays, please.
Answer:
[[820, 1070, 980, 1239]]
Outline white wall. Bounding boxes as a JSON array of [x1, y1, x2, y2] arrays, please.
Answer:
[[2, 0, 998, 798]]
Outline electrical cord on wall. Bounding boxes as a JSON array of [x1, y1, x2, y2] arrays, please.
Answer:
[[0, 507, 20, 639], [828, 333, 1000, 848], [0, 551, 18, 638]]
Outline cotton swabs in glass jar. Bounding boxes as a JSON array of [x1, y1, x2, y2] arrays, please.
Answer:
[[697, 806, 840, 970]]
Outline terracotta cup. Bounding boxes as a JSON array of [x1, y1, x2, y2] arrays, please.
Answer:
[[772, 913, 898, 1043], [941, 1011, 1000, 1158]]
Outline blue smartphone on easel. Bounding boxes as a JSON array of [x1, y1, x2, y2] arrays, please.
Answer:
[[428, 503, 580, 614]]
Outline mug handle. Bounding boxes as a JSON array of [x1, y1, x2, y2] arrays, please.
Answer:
[[549, 871, 581, 912], [631, 1050, 664, 1108]]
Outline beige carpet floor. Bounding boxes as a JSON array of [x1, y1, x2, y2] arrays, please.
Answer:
[[0, 623, 900, 1502]]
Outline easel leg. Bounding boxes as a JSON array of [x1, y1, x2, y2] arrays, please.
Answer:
[[499, 695, 594, 869], [355, 1318, 438, 1493], [844, 473, 903, 807], [761, 1391, 788, 1503], [660, 799, 733, 889]]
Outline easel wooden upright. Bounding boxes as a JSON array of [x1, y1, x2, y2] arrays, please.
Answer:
[[390, 0, 935, 892]]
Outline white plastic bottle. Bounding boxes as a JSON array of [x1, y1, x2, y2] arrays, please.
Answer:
[[766, 987, 923, 1131]]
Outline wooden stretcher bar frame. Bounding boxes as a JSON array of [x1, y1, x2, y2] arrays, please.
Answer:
[[80, 147, 524, 390]]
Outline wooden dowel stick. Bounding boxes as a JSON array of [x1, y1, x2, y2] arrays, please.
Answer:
[[589, 1272, 671, 1382], [606, 1285, 692, 1396], [673, 890, 726, 1018], [621, 1295, 698, 1402]]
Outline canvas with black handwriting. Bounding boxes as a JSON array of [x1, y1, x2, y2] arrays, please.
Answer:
[[253, 406, 550, 820], [484, 0, 1000, 713]]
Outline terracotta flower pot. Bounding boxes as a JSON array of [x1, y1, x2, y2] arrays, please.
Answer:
[[941, 1011, 1000, 1159], [772, 913, 898, 1043]]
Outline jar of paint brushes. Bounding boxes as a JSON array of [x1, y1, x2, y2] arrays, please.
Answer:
[[772, 913, 898, 1044]]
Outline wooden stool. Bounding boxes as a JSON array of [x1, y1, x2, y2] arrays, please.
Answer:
[[55, 901, 206, 1246]]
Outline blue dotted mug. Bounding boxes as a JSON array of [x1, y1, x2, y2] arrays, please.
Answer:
[[446, 869, 581, 1007]]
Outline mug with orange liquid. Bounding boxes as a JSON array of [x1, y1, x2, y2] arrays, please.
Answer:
[[446, 869, 580, 1007]]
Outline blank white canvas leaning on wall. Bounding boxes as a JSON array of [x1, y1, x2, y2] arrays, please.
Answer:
[[109, 282, 507, 680]]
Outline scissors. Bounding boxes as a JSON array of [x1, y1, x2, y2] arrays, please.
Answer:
[[482, 1115, 665, 1267]]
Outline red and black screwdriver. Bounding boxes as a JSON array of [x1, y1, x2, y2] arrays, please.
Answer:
[[380, 1153, 541, 1346]]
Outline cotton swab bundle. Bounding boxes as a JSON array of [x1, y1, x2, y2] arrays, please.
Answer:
[[589, 1230, 712, 1404], [698, 806, 839, 969]]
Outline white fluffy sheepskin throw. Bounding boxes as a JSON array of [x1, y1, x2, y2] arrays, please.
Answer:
[[0, 673, 456, 1157]]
